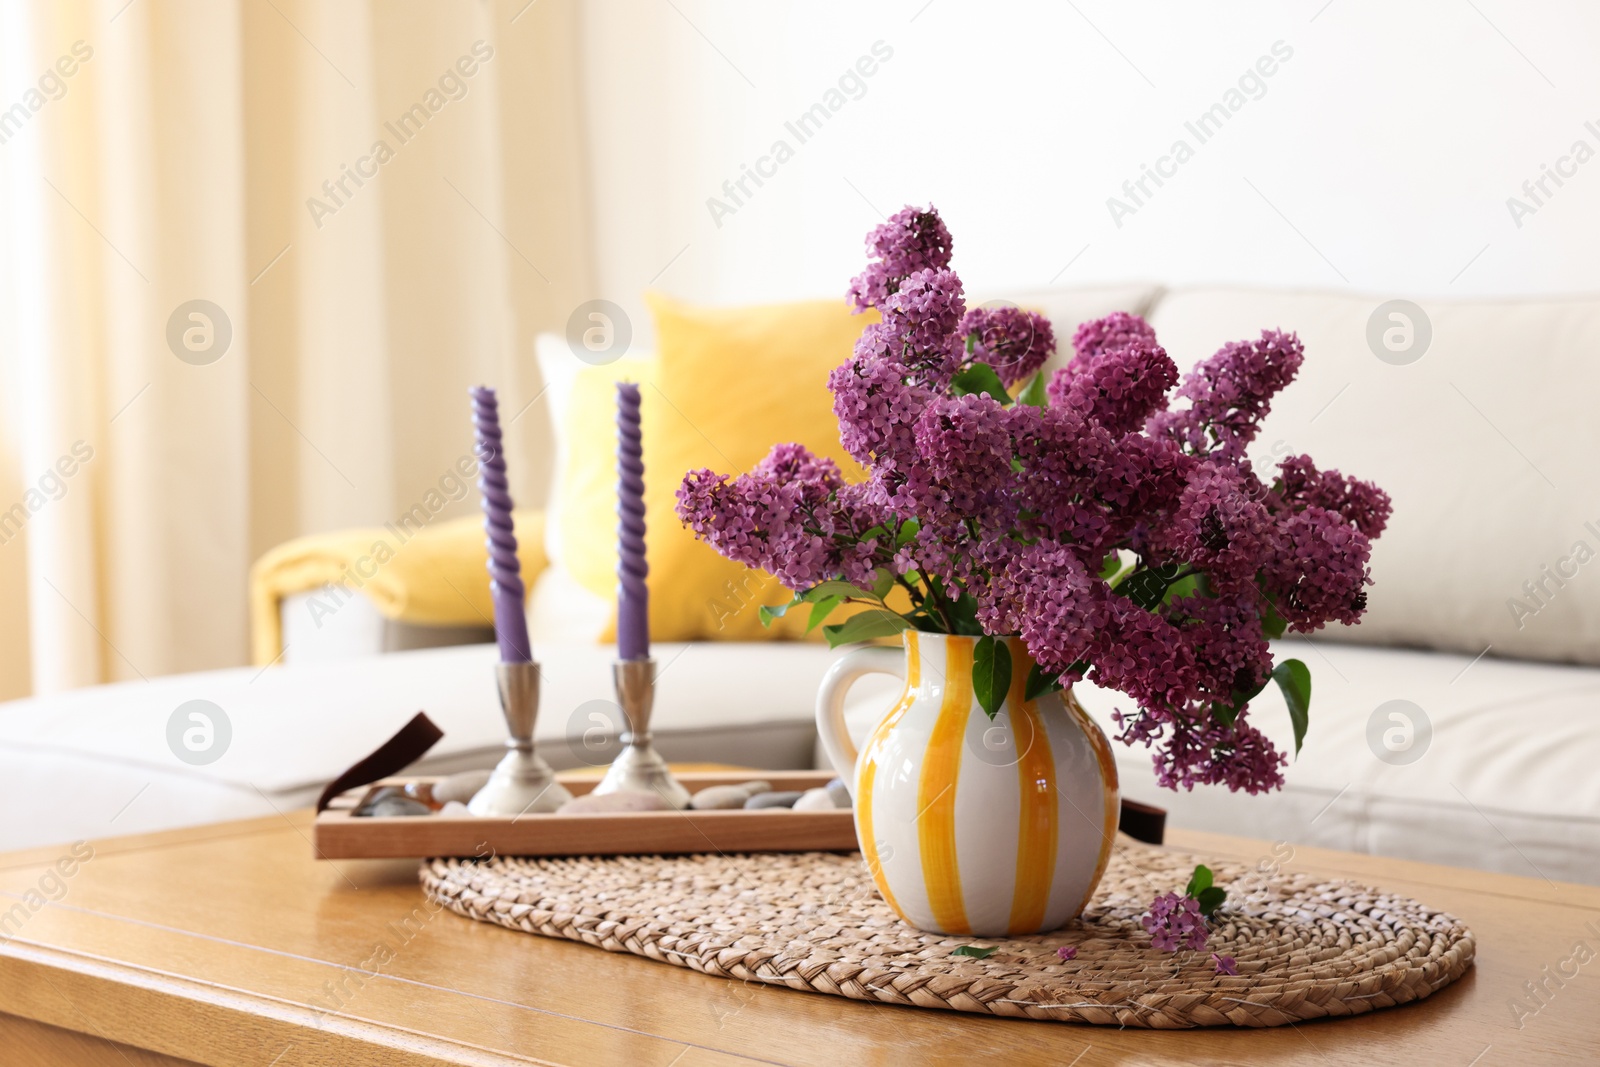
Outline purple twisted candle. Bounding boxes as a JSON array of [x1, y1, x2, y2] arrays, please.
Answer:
[[615, 381, 649, 661], [470, 386, 532, 663]]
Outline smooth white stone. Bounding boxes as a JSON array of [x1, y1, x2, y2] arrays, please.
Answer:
[[433, 770, 494, 805], [792, 787, 836, 812]]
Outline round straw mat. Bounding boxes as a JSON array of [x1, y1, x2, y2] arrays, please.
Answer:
[[420, 842, 1474, 1028]]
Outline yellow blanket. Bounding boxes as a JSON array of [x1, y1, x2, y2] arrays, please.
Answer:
[[249, 510, 547, 665]]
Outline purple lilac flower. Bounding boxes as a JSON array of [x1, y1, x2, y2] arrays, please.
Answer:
[[1156, 708, 1287, 794], [1169, 593, 1274, 708], [1090, 596, 1199, 712], [1277, 454, 1393, 539], [1142, 891, 1209, 952], [1072, 311, 1159, 366], [1056, 945, 1078, 962], [1263, 504, 1373, 630], [1092, 434, 1192, 533], [1052, 338, 1179, 437], [679, 205, 1389, 799], [1011, 405, 1116, 550], [977, 543, 1106, 676], [1147, 330, 1305, 461], [1213, 954, 1238, 975], [756, 442, 844, 505], [1150, 463, 1277, 591], [880, 268, 966, 386], [914, 392, 1018, 532], [828, 350, 927, 472], [959, 305, 1056, 387], [676, 444, 866, 592], [847, 205, 953, 312]]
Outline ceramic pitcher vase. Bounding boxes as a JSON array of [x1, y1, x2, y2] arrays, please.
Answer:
[[816, 631, 1119, 937]]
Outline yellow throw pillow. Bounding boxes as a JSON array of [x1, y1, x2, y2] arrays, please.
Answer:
[[560, 292, 880, 641], [557, 355, 661, 600]]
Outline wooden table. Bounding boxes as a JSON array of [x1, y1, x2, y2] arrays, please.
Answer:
[[1, 811, 1596, 1066]]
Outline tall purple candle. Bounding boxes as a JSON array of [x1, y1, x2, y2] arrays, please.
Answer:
[[615, 381, 649, 661], [470, 386, 532, 663]]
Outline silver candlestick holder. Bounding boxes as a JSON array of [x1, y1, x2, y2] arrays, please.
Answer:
[[468, 661, 572, 817], [592, 658, 690, 809]]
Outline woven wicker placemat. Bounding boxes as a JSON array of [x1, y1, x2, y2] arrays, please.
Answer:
[[420, 840, 1474, 1029]]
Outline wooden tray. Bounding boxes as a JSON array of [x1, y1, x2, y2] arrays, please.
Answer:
[[313, 770, 855, 860]]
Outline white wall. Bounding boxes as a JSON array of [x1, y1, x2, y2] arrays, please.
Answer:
[[579, 0, 1600, 345]]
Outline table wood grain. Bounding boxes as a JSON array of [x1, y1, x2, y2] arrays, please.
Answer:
[[1, 808, 1597, 1065]]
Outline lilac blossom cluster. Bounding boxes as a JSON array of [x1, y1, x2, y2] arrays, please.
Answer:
[[676, 205, 1392, 795], [1142, 891, 1210, 952]]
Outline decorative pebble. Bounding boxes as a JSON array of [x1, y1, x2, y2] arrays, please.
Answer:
[[792, 787, 836, 812], [689, 780, 771, 810], [744, 791, 802, 810], [357, 793, 433, 818], [353, 786, 408, 815], [438, 801, 472, 817], [558, 791, 672, 814], [433, 769, 494, 806], [825, 777, 852, 808]]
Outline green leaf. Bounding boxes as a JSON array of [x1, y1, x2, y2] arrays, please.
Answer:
[[806, 596, 842, 633], [871, 568, 897, 600], [972, 636, 1013, 719], [1118, 563, 1185, 611], [951, 944, 998, 959], [1185, 864, 1213, 898], [1272, 658, 1312, 756], [1016, 370, 1048, 408], [926, 576, 984, 636], [822, 609, 911, 649], [950, 361, 1011, 404], [856, 523, 888, 544], [1259, 596, 1288, 640], [895, 518, 921, 546], [803, 580, 876, 603], [1211, 701, 1239, 729], [758, 599, 798, 627], [1161, 572, 1204, 605], [1196, 886, 1227, 916], [1024, 661, 1065, 701]]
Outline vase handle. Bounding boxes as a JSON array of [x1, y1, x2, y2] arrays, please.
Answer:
[[815, 646, 906, 781]]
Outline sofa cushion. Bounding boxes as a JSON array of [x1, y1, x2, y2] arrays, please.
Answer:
[[1075, 638, 1600, 887], [1148, 286, 1600, 666]]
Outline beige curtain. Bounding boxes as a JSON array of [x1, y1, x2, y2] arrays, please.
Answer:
[[0, 0, 590, 699]]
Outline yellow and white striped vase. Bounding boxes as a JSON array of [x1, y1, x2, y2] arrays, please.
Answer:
[[816, 631, 1119, 937]]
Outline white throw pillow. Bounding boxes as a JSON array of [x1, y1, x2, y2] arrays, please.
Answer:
[[530, 333, 655, 643]]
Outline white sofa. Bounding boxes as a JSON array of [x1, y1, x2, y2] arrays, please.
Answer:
[[5, 283, 1598, 888]]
